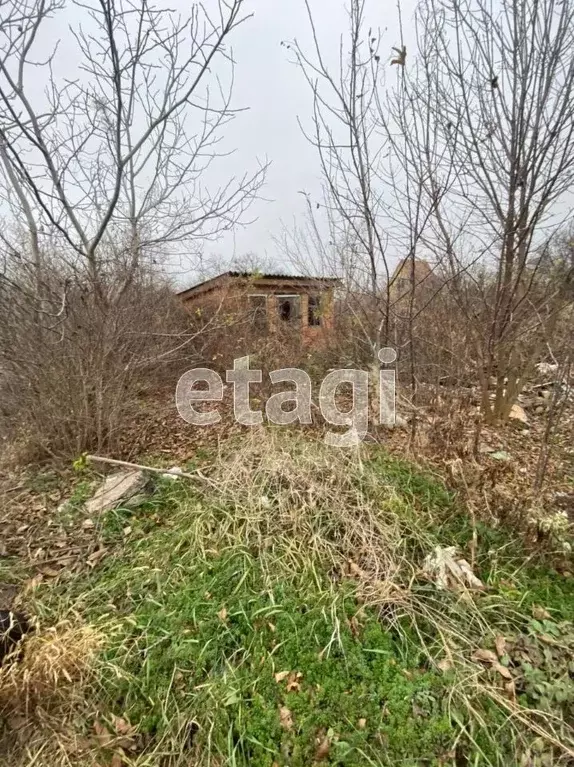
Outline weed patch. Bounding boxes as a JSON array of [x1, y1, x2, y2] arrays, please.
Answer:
[[10, 432, 574, 765]]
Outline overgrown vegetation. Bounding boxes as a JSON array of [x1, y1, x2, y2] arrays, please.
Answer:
[[0, 0, 573, 763], [0, 0, 264, 459], [3, 433, 572, 766]]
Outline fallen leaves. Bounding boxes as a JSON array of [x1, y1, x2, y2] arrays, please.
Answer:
[[217, 606, 228, 622], [493, 662, 512, 680], [111, 714, 134, 737], [471, 646, 514, 684], [93, 720, 113, 748], [471, 648, 498, 664], [495, 635, 507, 658], [87, 547, 108, 567], [314, 734, 331, 760], [279, 706, 293, 731], [0, 469, 105, 582], [37, 565, 60, 578], [275, 669, 303, 691], [276, 669, 302, 735], [423, 546, 484, 592], [286, 671, 302, 692], [532, 604, 552, 621], [504, 679, 516, 700], [93, 715, 138, 754]]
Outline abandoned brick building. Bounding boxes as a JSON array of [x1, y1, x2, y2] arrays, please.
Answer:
[[178, 271, 340, 347]]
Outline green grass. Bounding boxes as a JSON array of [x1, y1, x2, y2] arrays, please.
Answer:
[[21, 435, 574, 766], [89, 552, 458, 765], [34, 543, 491, 765]]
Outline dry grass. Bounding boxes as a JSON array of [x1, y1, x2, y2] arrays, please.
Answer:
[[197, 427, 428, 586], [0, 621, 104, 715], [0, 620, 106, 767], [1, 430, 572, 765]]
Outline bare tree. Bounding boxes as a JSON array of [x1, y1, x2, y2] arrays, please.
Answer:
[[289, 0, 451, 435], [291, 0, 394, 365], [0, 0, 265, 285], [0, 0, 265, 457], [408, 0, 574, 422]]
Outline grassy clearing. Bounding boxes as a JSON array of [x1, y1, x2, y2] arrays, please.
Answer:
[[2, 430, 573, 766]]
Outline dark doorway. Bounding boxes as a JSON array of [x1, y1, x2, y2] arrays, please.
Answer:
[[277, 295, 299, 323], [308, 295, 321, 326]]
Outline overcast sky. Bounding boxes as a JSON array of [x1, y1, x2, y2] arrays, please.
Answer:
[[4, 0, 414, 283], [188, 0, 413, 279]]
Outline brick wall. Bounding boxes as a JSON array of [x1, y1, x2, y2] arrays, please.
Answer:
[[181, 279, 336, 349]]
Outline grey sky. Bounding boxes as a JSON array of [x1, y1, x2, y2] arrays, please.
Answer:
[[2, 0, 412, 283], [190, 0, 411, 279]]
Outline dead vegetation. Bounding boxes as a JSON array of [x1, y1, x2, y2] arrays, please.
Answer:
[[0, 620, 106, 767], [0, 0, 265, 461], [0, 621, 104, 715], [0, 0, 573, 763], [0, 417, 572, 765], [201, 428, 409, 583], [0, 432, 571, 765]]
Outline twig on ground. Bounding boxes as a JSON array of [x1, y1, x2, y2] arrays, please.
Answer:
[[86, 454, 205, 481]]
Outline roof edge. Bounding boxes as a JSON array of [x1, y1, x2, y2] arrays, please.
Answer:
[[177, 271, 341, 297]]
